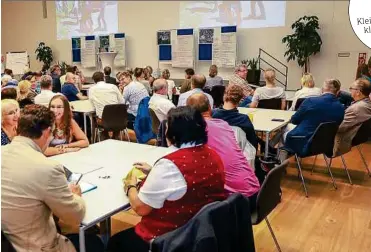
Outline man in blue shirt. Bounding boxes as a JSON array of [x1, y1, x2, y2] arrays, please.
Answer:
[[177, 74, 214, 108], [61, 72, 88, 102]]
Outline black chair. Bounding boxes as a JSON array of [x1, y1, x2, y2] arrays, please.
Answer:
[[149, 107, 160, 136], [294, 98, 306, 111], [286, 122, 340, 197], [251, 160, 289, 252], [2, 231, 16, 252], [257, 98, 282, 110], [94, 104, 130, 142], [210, 85, 226, 108], [333, 118, 371, 184]]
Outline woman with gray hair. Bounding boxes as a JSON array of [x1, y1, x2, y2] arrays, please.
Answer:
[[1, 99, 20, 145]]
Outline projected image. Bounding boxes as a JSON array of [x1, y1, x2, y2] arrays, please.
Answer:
[[56, 1, 118, 40], [179, 1, 286, 29]]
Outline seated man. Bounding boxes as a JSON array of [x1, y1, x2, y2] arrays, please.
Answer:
[[149, 79, 175, 122], [212, 85, 258, 148], [104, 66, 119, 85], [290, 73, 321, 110], [187, 93, 260, 209], [34, 75, 59, 106], [179, 68, 194, 94], [281, 79, 345, 159], [61, 72, 88, 102], [333, 78, 371, 156], [1, 104, 103, 252], [89, 71, 124, 119], [228, 64, 254, 99], [204, 65, 224, 91], [177, 74, 214, 108]]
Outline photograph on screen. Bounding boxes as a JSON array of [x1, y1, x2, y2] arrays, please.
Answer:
[[179, 1, 286, 29], [157, 31, 171, 45], [199, 29, 214, 44], [56, 1, 118, 40]]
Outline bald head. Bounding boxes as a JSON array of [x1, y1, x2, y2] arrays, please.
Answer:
[[153, 78, 168, 95], [186, 93, 210, 115], [191, 74, 206, 89], [66, 72, 76, 83]]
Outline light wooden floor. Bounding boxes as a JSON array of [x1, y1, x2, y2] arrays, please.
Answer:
[[65, 142, 371, 251]]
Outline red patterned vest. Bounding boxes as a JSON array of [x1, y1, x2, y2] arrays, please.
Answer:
[[135, 144, 227, 241]]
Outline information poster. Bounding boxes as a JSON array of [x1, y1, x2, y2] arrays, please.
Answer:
[[172, 33, 194, 68], [81, 36, 97, 68], [113, 36, 126, 66], [212, 28, 237, 68]]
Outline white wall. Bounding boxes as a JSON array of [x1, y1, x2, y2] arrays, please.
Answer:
[[2, 1, 370, 90]]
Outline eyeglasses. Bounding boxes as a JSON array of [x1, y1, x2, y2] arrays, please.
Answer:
[[50, 105, 64, 109], [349, 87, 360, 91]]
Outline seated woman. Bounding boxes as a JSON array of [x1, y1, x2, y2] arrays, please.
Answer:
[[44, 95, 89, 156], [290, 73, 321, 110], [1, 99, 20, 145], [250, 68, 286, 110], [17, 80, 36, 108], [107, 106, 226, 252], [212, 85, 257, 148]]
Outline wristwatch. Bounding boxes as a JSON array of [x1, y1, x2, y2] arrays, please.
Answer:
[[126, 184, 137, 196]]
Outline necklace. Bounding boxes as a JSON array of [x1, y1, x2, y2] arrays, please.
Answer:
[[56, 128, 65, 138]]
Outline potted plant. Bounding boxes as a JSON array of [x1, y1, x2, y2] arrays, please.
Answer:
[[35, 42, 54, 70], [282, 15, 322, 73], [58, 61, 68, 75], [246, 58, 261, 85]]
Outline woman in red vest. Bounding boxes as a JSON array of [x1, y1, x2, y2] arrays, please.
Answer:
[[108, 106, 227, 252]]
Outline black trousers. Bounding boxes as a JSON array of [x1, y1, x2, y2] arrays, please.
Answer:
[[107, 228, 149, 252], [127, 113, 136, 130], [66, 234, 104, 252]]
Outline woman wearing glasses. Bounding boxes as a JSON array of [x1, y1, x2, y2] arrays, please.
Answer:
[[1, 99, 20, 146], [44, 95, 89, 156]]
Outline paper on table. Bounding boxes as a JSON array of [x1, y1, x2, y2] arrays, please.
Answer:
[[80, 181, 97, 194]]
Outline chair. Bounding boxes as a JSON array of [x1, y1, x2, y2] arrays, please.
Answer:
[[294, 98, 306, 111], [2, 231, 16, 252], [257, 98, 282, 110], [210, 85, 226, 108], [149, 107, 160, 136], [251, 160, 289, 252], [94, 104, 130, 142], [286, 122, 339, 197], [334, 118, 371, 184]]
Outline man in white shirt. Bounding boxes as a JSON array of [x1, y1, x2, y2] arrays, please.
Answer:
[[177, 74, 214, 108], [290, 73, 322, 110], [34, 75, 59, 106], [88, 71, 124, 119], [149, 79, 175, 121]]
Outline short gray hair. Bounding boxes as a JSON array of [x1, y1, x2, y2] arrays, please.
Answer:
[[234, 64, 247, 73], [153, 79, 167, 92], [323, 79, 341, 94], [40, 75, 53, 89]]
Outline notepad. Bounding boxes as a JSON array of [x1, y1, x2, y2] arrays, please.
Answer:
[[79, 181, 97, 194]]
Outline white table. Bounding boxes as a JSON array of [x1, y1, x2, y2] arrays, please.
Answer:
[[238, 108, 295, 158], [70, 100, 96, 141], [51, 140, 173, 252]]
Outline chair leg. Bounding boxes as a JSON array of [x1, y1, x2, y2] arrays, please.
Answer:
[[323, 154, 337, 190], [311, 155, 318, 175], [295, 154, 308, 197], [340, 155, 353, 185], [265, 217, 282, 252], [357, 146, 371, 177], [125, 129, 130, 142]]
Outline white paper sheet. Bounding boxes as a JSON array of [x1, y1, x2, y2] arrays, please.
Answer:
[[5, 52, 28, 75], [172, 34, 194, 68], [212, 29, 237, 68], [113, 37, 126, 66], [81, 38, 96, 68]]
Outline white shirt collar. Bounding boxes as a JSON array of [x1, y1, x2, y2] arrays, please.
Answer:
[[152, 93, 168, 99], [96, 81, 106, 85]]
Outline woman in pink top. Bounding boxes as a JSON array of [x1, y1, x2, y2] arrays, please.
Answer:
[[187, 93, 260, 210]]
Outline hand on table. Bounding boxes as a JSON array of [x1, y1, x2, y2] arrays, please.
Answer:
[[133, 162, 152, 175], [56, 145, 81, 154], [69, 184, 82, 196]]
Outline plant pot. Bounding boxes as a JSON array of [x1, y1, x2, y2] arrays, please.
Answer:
[[247, 69, 261, 85]]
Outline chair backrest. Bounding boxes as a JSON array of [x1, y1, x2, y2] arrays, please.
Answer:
[[149, 107, 160, 136], [295, 98, 306, 111], [210, 86, 226, 108], [2, 231, 16, 252], [306, 122, 339, 157], [101, 104, 128, 131], [255, 160, 289, 224], [352, 118, 371, 146], [257, 98, 282, 110]]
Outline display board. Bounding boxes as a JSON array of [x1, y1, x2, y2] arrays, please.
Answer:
[[110, 33, 126, 66], [81, 35, 97, 68], [5, 51, 29, 75]]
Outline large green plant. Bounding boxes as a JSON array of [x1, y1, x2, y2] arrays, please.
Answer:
[[282, 16, 322, 73], [35, 42, 54, 70]]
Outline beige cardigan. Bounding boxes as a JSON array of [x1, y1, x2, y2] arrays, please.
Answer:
[[1, 136, 86, 252]]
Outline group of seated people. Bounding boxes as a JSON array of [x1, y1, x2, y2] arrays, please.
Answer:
[[2, 61, 371, 251]]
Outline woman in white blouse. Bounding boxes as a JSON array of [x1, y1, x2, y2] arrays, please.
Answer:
[[161, 69, 176, 100], [290, 73, 322, 110]]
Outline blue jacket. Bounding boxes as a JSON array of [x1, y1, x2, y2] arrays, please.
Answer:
[[285, 93, 345, 155], [134, 97, 156, 144]]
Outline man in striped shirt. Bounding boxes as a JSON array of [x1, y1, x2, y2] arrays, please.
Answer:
[[228, 64, 254, 98]]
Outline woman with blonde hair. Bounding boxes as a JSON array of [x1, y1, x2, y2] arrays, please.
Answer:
[[1, 99, 20, 145], [250, 68, 286, 110], [17, 80, 36, 107], [289, 73, 321, 110], [161, 69, 176, 100], [44, 95, 89, 156]]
